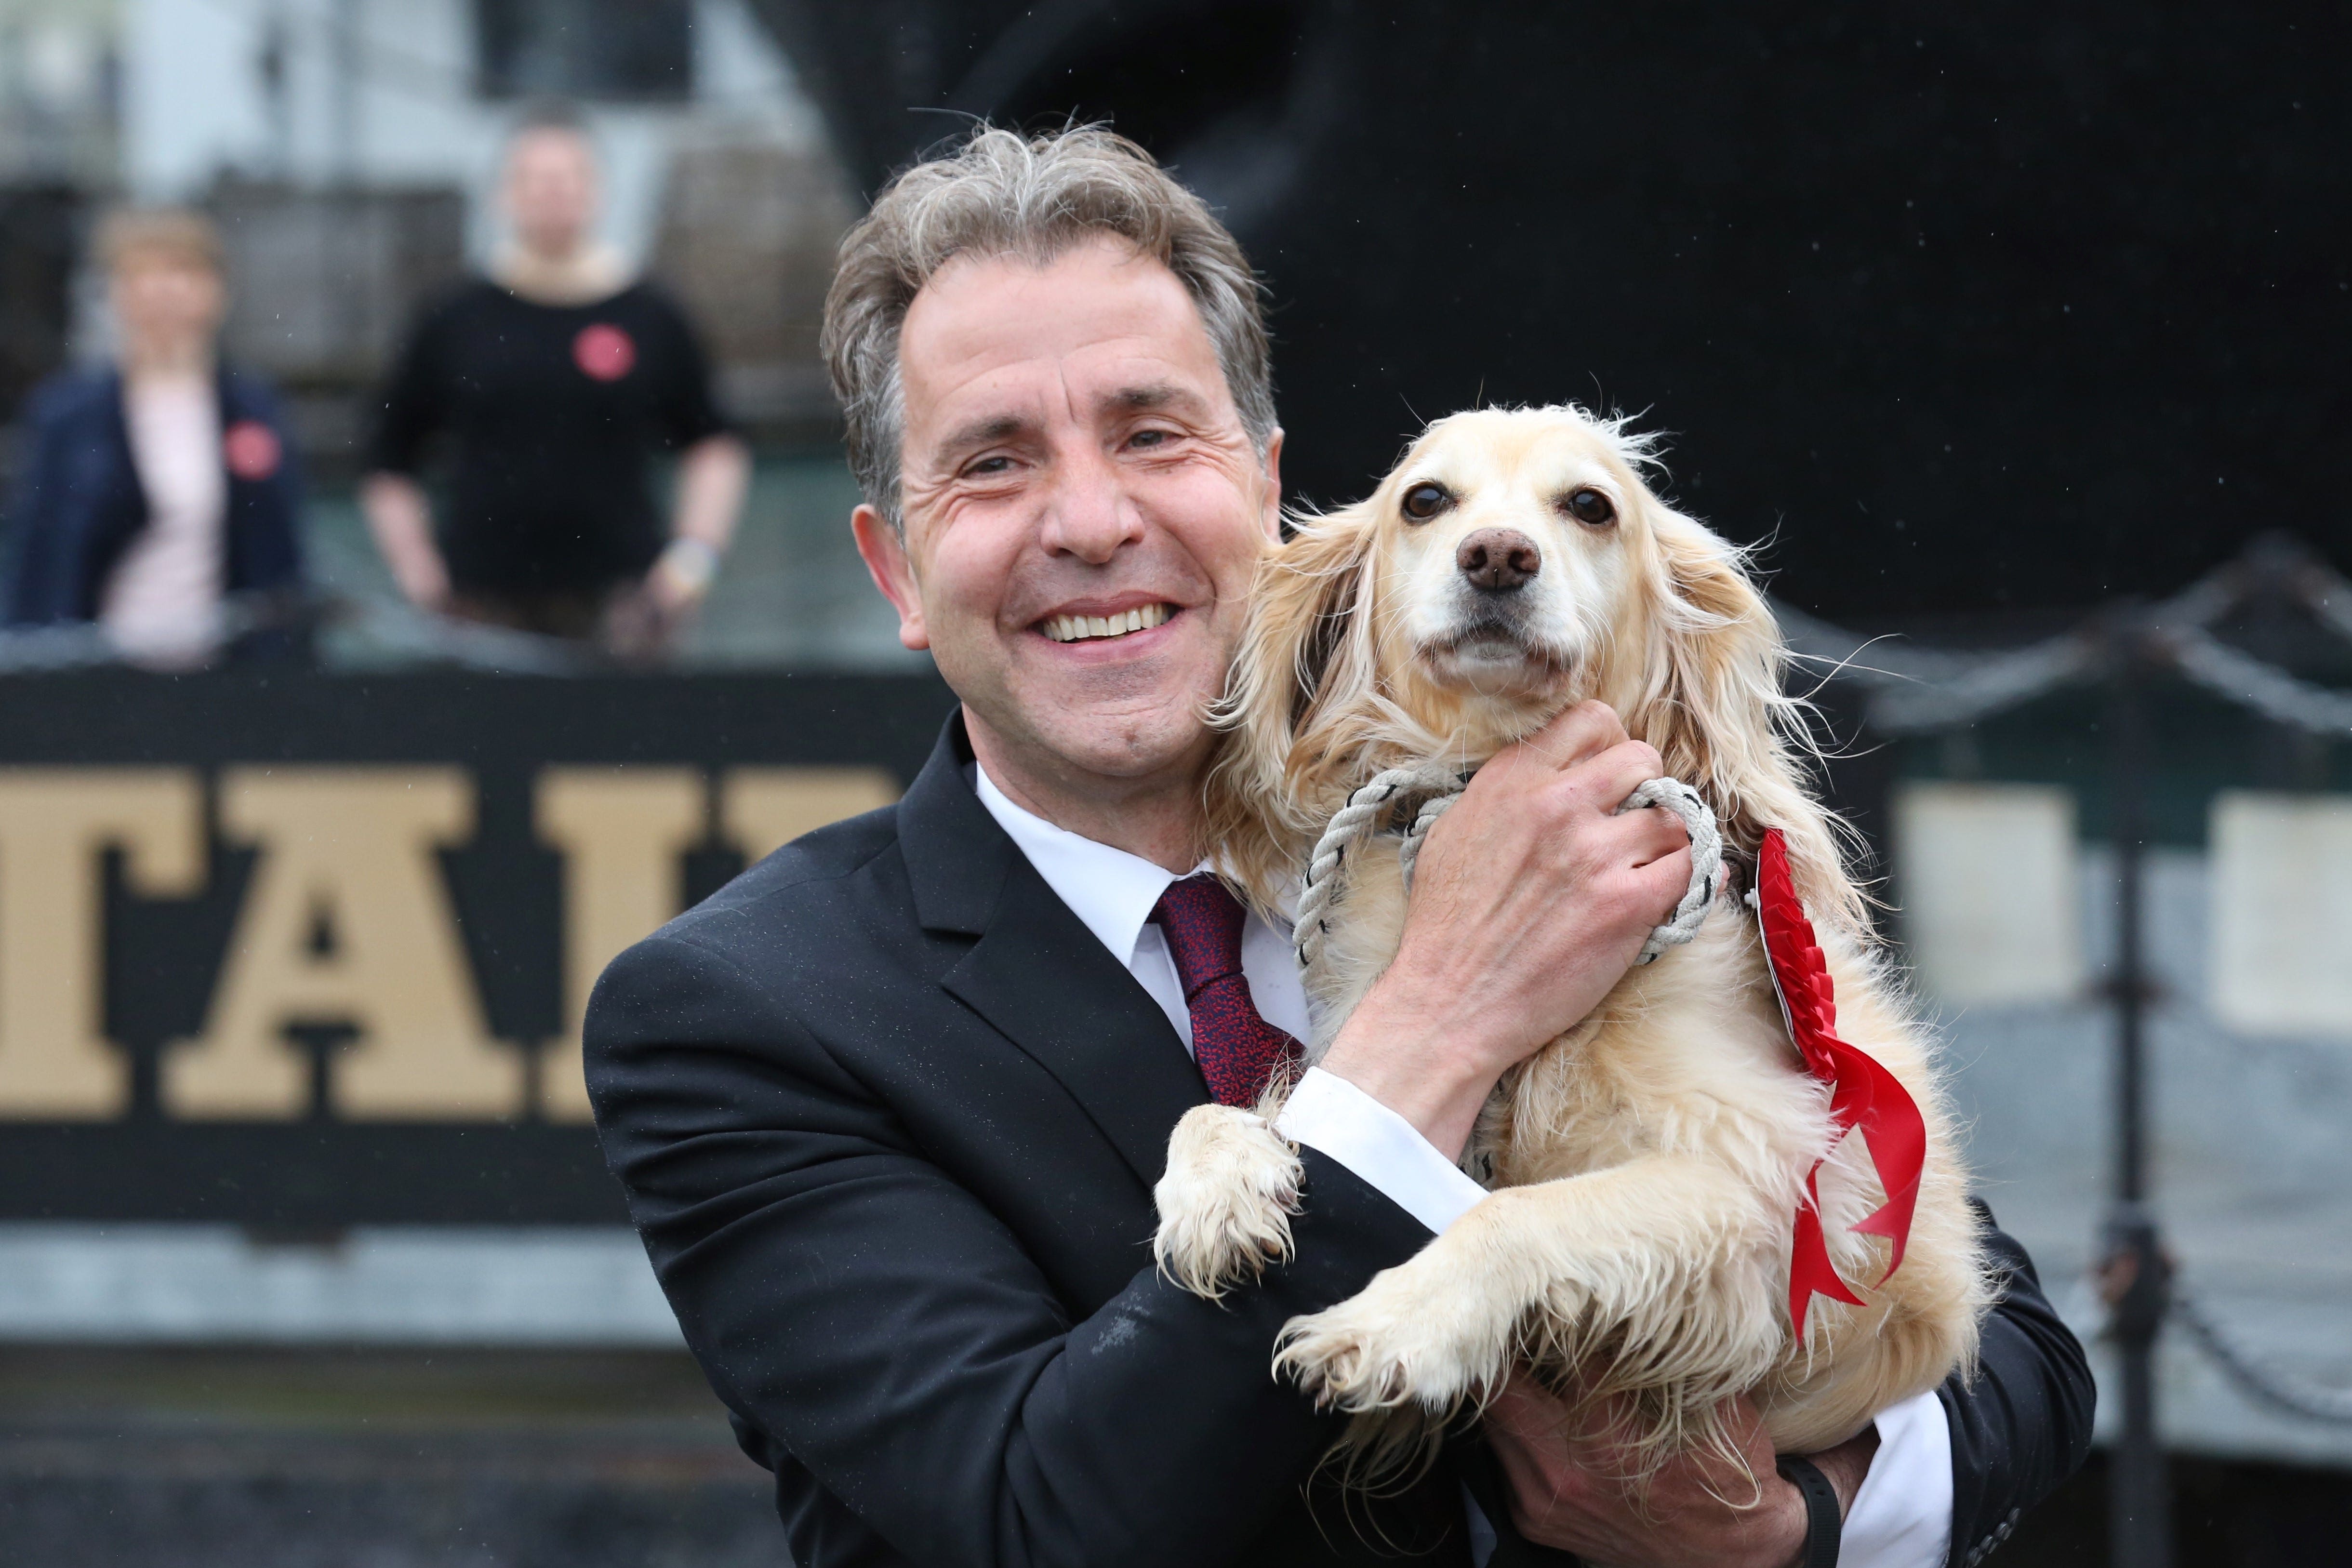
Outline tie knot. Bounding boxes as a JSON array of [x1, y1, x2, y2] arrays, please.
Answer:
[[1151, 874, 1247, 1000]]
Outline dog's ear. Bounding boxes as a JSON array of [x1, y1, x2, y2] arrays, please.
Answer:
[[1634, 505, 1778, 808], [1631, 504, 1866, 929], [1206, 503, 1381, 905]]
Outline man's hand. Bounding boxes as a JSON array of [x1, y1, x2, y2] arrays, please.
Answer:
[[359, 471, 452, 612], [1486, 1373, 1878, 1568], [1316, 701, 1695, 1157]]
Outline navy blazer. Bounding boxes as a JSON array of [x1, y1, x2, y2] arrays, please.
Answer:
[[1, 364, 304, 627], [586, 715, 2094, 1568]]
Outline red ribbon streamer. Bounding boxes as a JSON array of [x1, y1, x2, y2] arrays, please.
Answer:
[[1755, 828, 1927, 1340]]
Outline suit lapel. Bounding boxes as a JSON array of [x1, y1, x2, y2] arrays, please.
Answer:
[[899, 716, 1210, 1190]]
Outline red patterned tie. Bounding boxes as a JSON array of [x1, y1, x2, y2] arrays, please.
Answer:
[[1151, 874, 1304, 1107]]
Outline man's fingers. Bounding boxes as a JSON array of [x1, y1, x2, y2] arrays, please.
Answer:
[[1624, 803, 1692, 867], [1568, 739, 1671, 818], [1631, 850, 1696, 922], [1523, 700, 1629, 769]]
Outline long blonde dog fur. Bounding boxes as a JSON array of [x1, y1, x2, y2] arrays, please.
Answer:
[[1153, 405, 1990, 1483]]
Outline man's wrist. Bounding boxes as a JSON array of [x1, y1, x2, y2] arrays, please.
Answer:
[[654, 536, 722, 598], [1316, 982, 1497, 1160], [1767, 1424, 1879, 1568], [1760, 1470, 1815, 1568], [1802, 1422, 1880, 1516]]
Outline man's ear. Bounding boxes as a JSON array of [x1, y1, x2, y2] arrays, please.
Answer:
[[852, 504, 930, 651]]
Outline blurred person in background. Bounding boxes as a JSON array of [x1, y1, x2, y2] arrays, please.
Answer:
[[1, 208, 305, 666], [362, 105, 749, 662]]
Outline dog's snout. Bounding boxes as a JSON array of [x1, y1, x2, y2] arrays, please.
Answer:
[[1456, 529, 1541, 592]]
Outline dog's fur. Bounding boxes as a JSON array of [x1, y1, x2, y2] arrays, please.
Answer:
[[1153, 406, 1990, 1483]]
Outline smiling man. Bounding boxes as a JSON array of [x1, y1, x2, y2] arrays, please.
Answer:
[[586, 127, 2091, 1568]]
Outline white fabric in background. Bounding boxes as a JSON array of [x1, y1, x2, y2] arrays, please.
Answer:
[[1893, 781, 2084, 1007], [2208, 790, 2352, 1037]]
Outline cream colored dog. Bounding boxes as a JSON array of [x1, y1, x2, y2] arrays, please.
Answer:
[[1153, 405, 1990, 1480]]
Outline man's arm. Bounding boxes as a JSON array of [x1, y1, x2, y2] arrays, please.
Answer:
[[1939, 1210, 2096, 1567], [360, 473, 448, 611], [587, 929, 1435, 1568], [362, 302, 451, 611], [642, 432, 749, 616]]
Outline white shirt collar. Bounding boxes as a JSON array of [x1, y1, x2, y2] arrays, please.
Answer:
[[972, 762, 1194, 966]]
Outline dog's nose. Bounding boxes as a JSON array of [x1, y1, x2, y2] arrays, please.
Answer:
[[1456, 529, 1541, 592]]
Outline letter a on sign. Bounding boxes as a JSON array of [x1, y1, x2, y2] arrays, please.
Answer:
[[163, 768, 524, 1119]]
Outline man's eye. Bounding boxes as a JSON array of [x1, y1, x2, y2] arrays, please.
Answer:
[[967, 456, 1012, 477], [1128, 428, 1170, 448]]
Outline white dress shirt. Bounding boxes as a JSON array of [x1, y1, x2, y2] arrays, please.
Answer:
[[971, 762, 1952, 1567]]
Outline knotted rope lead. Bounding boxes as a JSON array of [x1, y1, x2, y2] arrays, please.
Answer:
[[1293, 767, 1723, 976], [1617, 777, 1722, 963], [1292, 765, 1464, 971]]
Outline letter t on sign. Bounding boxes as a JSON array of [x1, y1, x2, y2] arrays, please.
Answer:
[[0, 770, 204, 1117]]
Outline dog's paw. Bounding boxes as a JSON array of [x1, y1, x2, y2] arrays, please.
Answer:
[[1276, 1258, 1517, 1417], [1153, 1104, 1302, 1300]]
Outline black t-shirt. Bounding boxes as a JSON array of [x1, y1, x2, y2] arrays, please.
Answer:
[[370, 278, 730, 595]]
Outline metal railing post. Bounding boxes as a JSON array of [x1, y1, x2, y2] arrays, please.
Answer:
[[2103, 611, 2173, 1568]]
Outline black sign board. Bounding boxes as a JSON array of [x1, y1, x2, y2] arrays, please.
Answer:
[[0, 668, 953, 1227]]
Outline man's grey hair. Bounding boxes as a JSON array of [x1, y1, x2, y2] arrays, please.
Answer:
[[821, 125, 1276, 533]]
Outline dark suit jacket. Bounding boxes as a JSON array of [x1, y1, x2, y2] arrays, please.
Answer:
[[587, 715, 2094, 1568], [2, 364, 304, 630]]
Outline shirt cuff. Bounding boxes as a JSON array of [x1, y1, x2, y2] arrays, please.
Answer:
[[1839, 1388, 1954, 1568], [1275, 1067, 1489, 1236]]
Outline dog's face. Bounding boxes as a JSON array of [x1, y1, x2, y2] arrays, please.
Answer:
[[1209, 402, 1862, 930], [1360, 408, 1652, 743]]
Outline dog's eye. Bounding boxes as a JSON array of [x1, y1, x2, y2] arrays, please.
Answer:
[[1565, 488, 1617, 527], [1400, 482, 1452, 522]]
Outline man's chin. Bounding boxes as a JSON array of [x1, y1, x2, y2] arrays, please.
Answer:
[[970, 677, 1215, 785], [1031, 699, 1215, 781]]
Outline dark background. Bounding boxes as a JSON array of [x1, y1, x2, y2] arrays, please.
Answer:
[[752, 0, 2348, 623]]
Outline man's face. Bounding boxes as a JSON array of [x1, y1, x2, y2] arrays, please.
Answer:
[[855, 237, 1282, 795], [503, 129, 601, 259]]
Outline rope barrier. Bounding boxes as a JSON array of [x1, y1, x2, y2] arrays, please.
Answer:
[[2168, 626, 2352, 737], [2169, 1289, 2352, 1426], [1775, 533, 2352, 739]]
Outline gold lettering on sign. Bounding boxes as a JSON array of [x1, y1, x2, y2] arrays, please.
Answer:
[[162, 768, 523, 1120], [534, 769, 705, 1122], [0, 770, 203, 1117], [720, 767, 900, 864]]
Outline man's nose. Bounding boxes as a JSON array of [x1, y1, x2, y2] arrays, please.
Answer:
[[1039, 450, 1146, 563], [1456, 528, 1541, 592]]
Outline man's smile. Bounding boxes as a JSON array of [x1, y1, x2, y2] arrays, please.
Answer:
[[1035, 598, 1180, 645]]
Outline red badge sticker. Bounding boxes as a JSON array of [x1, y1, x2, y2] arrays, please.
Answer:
[[573, 322, 637, 381], [223, 420, 281, 481]]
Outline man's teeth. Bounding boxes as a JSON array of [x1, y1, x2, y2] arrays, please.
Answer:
[[1041, 603, 1173, 642]]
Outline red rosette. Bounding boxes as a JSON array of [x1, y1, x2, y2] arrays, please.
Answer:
[[1756, 828, 1928, 1339], [222, 420, 281, 482], [572, 322, 637, 381]]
